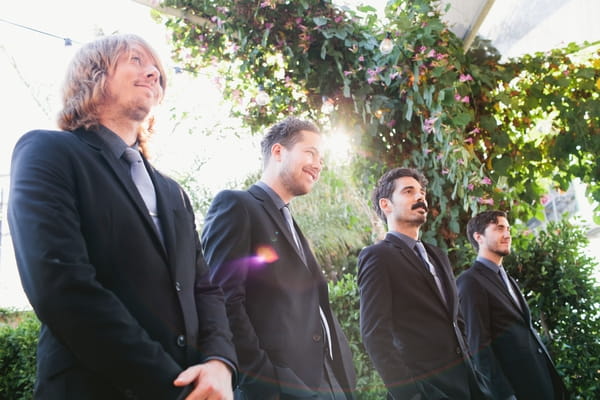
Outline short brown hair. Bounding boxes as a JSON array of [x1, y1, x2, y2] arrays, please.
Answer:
[[260, 117, 319, 169], [372, 168, 428, 222], [466, 210, 508, 251]]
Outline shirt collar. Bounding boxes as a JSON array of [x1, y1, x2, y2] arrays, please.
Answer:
[[95, 125, 132, 160], [388, 231, 419, 249], [256, 181, 286, 210], [476, 256, 501, 273]]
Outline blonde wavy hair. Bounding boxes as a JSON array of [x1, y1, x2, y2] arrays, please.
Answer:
[[58, 34, 167, 153]]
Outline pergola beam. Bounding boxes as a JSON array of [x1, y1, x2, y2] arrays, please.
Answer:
[[132, 0, 212, 27]]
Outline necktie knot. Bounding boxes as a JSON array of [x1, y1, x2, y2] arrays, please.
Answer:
[[123, 147, 143, 164]]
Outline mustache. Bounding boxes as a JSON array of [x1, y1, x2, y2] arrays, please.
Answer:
[[412, 201, 428, 211]]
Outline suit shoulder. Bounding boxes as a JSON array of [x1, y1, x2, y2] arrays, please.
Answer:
[[15, 129, 77, 150], [212, 188, 253, 204], [456, 265, 486, 292], [358, 239, 389, 257]]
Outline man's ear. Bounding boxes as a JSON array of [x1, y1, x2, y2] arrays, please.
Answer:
[[271, 143, 283, 162], [379, 198, 391, 215]]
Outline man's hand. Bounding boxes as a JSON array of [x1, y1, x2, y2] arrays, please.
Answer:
[[174, 360, 233, 400]]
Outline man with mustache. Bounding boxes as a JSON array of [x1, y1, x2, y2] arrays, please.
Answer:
[[457, 210, 568, 400], [358, 167, 491, 399]]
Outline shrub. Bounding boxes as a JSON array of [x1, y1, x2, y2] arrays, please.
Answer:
[[505, 219, 600, 399], [0, 310, 39, 399], [329, 274, 386, 398]]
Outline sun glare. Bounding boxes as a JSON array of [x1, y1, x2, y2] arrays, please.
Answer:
[[323, 128, 353, 166]]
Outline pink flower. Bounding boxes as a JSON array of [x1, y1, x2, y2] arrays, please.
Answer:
[[358, 56, 365, 62], [265, 22, 274, 29], [442, 168, 449, 175], [344, 70, 352, 76], [367, 76, 377, 84], [464, 137, 473, 144], [418, 46, 427, 53], [334, 15, 343, 23], [386, 119, 396, 128], [423, 117, 438, 133], [481, 177, 492, 185], [457, 159, 465, 165], [459, 73, 473, 82], [436, 153, 443, 160], [467, 183, 474, 191], [468, 127, 480, 134], [424, 148, 433, 154], [435, 53, 448, 60], [455, 93, 470, 103], [478, 197, 494, 205], [427, 49, 437, 58]]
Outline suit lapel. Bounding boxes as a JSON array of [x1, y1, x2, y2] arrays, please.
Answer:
[[385, 234, 449, 309], [426, 244, 457, 313], [475, 262, 525, 317], [249, 185, 309, 267], [76, 130, 167, 260], [507, 274, 531, 320], [149, 168, 173, 259]]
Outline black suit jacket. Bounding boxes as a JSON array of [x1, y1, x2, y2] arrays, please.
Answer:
[[201, 185, 357, 399], [8, 129, 237, 399], [457, 261, 568, 400], [358, 233, 490, 400]]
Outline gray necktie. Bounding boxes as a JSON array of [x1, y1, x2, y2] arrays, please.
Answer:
[[123, 147, 163, 242], [281, 205, 303, 254], [414, 241, 447, 305], [281, 204, 333, 359], [499, 266, 522, 310]]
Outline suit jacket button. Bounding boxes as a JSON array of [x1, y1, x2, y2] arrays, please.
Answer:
[[312, 334, 322, 342], [176, 334, 186, 347], [537, 347, 543, 354], [456, 347, 462, 355], [175, 281, 182, 291]]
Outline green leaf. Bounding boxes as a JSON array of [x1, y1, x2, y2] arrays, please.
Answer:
[[313, 16, 329, 26]]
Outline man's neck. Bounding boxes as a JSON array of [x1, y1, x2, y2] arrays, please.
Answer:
[[389, 223, 420, 240], [261, 175, 294, 204], [99, 118, 140, 146], [479, 250, 503, 266]]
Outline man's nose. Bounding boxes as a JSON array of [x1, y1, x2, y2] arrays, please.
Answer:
[[144, 64, 160, 83]]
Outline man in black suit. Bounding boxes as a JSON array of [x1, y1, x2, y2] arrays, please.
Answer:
[[357, 167, 490, 400], [201, 117, 356, 399], [457, 210, 568, 400], [8, 34, 236, 399]]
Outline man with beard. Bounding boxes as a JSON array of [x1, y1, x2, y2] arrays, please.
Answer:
[[457, 211, 568, 400], [357, 167, 491, 400], [8, 34, 236, 399], [201, 117, 357, 399]]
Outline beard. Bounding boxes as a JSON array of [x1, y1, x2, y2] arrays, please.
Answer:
[[491, 246, 511, 257], [279, 168, 313, 198]]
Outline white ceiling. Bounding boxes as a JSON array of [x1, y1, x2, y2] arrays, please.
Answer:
[[341, 0, 600, 60], [443, 0, 600, 59]]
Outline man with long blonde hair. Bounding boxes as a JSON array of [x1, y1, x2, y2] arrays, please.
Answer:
[[8, 34, 237, 399]]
